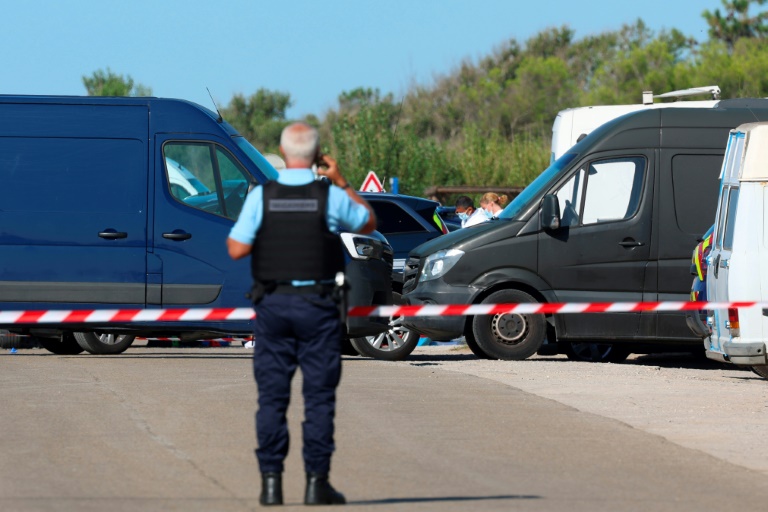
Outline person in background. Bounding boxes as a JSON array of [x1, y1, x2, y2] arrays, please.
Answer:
[[480, 192, 508, 219], [227, 122, 376, 506], [455, 195, 488, 228]]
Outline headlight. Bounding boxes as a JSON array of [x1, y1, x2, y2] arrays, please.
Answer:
[[420, 249, 464, 282], [340, 232, 383, 260]]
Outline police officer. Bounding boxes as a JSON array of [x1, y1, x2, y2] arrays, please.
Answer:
[[227, 122, 376, 506]]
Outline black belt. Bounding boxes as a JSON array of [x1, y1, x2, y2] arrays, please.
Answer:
[[273, 283, 334, 295]]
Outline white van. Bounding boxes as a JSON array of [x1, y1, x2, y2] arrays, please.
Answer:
[[704, 122, 768, 378], [550, 86, 721, 162]]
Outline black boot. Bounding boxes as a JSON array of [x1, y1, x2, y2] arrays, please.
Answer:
[[260, 472, 283, 506], [304, 472, 346, 505]]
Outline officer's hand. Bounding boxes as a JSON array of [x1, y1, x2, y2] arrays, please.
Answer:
[[316, 155, 345, 187]]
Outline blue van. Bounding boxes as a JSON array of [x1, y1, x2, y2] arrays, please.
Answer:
[[0, 95, 390, 354]]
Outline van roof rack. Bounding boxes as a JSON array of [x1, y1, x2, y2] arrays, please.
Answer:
[[642, 85, 721, 105]]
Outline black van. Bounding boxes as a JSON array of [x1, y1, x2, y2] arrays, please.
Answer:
[[402, 100, 768, 361]]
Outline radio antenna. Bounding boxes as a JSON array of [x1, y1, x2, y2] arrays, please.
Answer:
[[206, 87, 223, 123]]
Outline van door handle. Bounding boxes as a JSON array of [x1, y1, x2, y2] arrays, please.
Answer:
[[98, 230, 128, 239], [163, 231, 192, 241], [619, 239, 644, 247]]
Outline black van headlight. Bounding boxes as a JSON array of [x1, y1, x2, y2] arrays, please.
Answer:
[[340, 232, 383, 260], [420, 249, 464, 282]]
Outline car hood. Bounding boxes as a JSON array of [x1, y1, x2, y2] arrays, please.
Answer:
[[409, 220, 523, 258]]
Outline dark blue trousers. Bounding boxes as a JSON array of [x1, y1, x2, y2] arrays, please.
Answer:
[[252, 293, 343, 474]]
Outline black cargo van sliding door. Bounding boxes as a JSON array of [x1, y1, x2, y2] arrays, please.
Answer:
[[654, 151, 723, 338], [538, 152, 653, 339], [0, 103, 149, 307]]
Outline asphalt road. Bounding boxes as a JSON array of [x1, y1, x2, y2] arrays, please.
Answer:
[[1, 344, 768, 511]]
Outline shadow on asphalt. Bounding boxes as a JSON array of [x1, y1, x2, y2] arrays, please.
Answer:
[[377, 347, 758, 374], [348, 494, 541, 505]]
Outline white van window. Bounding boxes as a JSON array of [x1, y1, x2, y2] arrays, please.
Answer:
[[581, 157, 645, 225], [714, 187, 730, 250], [163, 142, 250, 220], [723, 187, 739, 251]]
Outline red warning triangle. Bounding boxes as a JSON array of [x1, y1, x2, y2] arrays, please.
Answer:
[[360, 171, 385, 193]]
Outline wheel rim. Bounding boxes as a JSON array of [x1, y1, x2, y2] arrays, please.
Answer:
[[95, 333, 129, 346], [490, 313, 528, 345], [365, 315, 413, 352]]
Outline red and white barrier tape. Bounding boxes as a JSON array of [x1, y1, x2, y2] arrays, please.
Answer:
[[0, 307, 255, 324], [0, 301, 761, 324], [346, 301, 763, 317]]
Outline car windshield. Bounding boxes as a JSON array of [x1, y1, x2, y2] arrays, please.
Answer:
[[497, 152, 579, 220], [233, 136, 280, 181]]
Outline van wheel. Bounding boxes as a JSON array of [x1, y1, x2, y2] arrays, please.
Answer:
[[40, 333, 85, 355], [74, 332, 135, 355], [565, 343, 631, 363], [751, 365, 768, 380], [471, 289, 546, 360], [463, 331, 492, 359]]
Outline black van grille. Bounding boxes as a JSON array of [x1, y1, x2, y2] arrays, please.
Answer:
[[402, 256, 421, 294]]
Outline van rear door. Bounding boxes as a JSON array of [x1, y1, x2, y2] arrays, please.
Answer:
[[707, 132, 745, 353], [0, 103, 148, 307]]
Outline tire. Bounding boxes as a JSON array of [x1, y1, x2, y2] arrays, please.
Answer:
[[341, 337, 359, 356], [471, 289, 546, 360], [564, 343, 631, 363], [463, 330, 492, 359], [40, 333, 85, 355], [349, 293, 419, 361], [74, 332, 135, 355], [751, 365, 768, 380]]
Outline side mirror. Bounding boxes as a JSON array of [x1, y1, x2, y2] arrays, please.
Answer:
[[541, 194, 561, 231]]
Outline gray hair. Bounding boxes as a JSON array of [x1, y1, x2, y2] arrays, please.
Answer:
[[280, 123, 319, 161]]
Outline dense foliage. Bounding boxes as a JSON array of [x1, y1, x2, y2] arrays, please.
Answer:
[[83, 1, 768, 202]]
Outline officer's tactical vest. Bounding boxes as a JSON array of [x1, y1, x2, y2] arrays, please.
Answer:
[[251, 180, 345, 283]]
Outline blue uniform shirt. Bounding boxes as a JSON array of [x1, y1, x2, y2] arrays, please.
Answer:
[[229, 169, 370, 245]]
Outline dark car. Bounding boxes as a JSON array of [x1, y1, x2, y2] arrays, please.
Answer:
[[345, 193, 448, 360], [361, 193, 448, 293], [436, 205, 462, 231]]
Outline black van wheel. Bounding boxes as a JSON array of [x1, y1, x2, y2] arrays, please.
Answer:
[[74, 332, 135, 355], [463, 331, 492, 359], [471, 289, 546, 360], [564, 342, 631, 363], [40, 333, 85, 355], [751, 365, 768, 380]]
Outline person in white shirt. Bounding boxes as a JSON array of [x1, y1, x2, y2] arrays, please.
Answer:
[[455, 195, 488, 228], [480, 192, 508, 219]]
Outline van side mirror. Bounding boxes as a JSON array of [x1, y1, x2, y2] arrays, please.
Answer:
[[541, 194, 561, 231]]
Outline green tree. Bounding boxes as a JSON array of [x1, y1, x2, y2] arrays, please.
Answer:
[[703, 0, 768, 50], [222, 89, 293, 154], [82, 68, 152, 96]]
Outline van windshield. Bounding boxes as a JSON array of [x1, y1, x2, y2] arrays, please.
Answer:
[[233, 136, 280, 181], [498, 152, 578, 220]]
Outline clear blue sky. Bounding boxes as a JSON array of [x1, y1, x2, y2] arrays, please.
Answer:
[[1, 0, 714, 118]]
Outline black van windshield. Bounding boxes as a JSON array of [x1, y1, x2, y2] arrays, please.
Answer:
[[234, 136, 280, 181], [498, 152, 578, 220]]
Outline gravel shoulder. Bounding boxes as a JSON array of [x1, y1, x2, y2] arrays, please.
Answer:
[[402, 344, 768, 475]]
